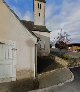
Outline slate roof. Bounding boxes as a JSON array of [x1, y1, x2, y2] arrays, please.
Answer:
[[3, 0, 38, 39], [21, 20, 50, 33], [33, 25, 50, 33], [35, 0, 46, 3], [21, 20, 34, 31]]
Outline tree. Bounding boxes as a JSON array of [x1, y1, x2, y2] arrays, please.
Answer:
[[55, 41, 68, 50], [55, 29, 71, 50]]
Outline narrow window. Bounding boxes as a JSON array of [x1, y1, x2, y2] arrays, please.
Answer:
[[40, 4, 41, 9], [38, 3, 39, 8], [39, 13, 40, 17]]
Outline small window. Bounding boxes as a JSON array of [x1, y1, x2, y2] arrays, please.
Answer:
[[39, 13, 40, 17], [40, 4, 41, 9], [38, 3, 39, 8]]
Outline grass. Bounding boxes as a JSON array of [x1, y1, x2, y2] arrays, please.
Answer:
[[61, 52, 80, 67], [51, 48, 80, 67]]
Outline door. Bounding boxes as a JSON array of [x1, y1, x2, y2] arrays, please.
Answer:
[[0, 41, 16, 83]]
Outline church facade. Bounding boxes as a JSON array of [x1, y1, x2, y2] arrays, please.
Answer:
[[22, 0, 50, 56]]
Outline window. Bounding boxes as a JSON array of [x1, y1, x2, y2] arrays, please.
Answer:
[[38, 3, 39, 8], [38, 3, 41, 9], [40, 4, 41, 9], [39, 13, 40, 17], [40, 41, 45, 50]]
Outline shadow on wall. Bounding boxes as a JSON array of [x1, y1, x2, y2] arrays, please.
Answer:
[[37, 56, 54, 74]]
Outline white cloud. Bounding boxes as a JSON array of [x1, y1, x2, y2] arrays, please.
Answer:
[[46, 0, 80, 43], [46, 4, 54, 20], [23, 11, 33, 21]]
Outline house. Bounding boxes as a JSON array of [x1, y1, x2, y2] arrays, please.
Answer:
[[22, 0, 50, 56], [68, 43, 80, 52], [0, 0, 38, 83]]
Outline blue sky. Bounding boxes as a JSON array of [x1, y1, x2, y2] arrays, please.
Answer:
[[5, 0, 80, 43]]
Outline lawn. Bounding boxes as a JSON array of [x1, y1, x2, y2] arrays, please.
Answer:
[[51, 48, 80, 67]]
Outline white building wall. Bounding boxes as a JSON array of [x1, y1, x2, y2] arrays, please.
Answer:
[[0, 0, 37, 80], [33, 31, 50, 56]]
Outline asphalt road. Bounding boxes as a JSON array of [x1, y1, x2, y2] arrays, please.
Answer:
[[48, 67, 80, 92]]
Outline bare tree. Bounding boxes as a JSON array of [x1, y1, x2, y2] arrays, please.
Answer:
[[55, 29, 71, 50]]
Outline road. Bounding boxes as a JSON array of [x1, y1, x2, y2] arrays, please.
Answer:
[[47, 67, 80, 92]]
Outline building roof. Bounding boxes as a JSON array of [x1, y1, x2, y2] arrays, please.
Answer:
[[33, 25, 50, 33], [20, 20, 40, 39], [21, 20, 50, 33], [35, 0, 46, 3], [68, 43, 80, 47], [21, 20, 34, 31], [3, 0, 38, 39]]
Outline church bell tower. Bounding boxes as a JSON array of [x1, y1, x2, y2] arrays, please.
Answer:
[[34, 0, 46, 26]]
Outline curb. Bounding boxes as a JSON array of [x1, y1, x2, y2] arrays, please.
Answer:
[[50, 68, 74, 88], [38, 67, 68, 77], [29, 68, 74, 92]]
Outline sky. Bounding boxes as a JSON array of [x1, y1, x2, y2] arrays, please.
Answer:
[[5, 0, 80, 43]]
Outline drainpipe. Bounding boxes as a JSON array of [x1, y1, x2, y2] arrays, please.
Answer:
[[34, 38, 40, 79], [34, 43, 39, 88], [35, 43, 38, 79]]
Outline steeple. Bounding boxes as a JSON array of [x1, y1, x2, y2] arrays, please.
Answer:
[[34, 0, 46, 26]]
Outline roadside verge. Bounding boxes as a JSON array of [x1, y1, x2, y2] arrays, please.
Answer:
[[29, 68, 74, 92]]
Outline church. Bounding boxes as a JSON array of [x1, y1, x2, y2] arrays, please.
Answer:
[[0, 0, 51, 90], [0, 0, 50, 85], [22, 0, 50, 56]]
